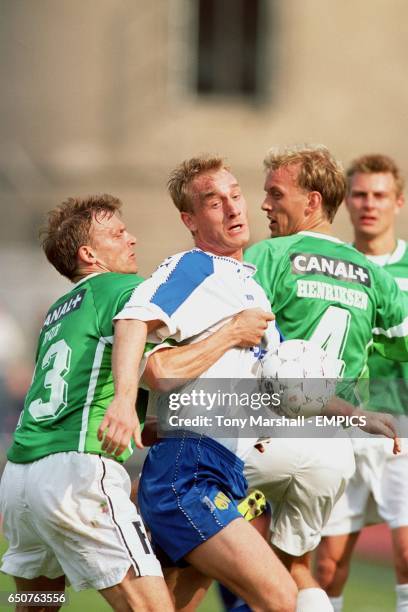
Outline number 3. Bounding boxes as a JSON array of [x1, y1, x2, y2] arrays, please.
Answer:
[[28, 339, 71, 421]]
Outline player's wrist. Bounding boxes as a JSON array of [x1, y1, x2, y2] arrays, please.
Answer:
[[218, 319, 241, 348], [111, 391, 138, 406]]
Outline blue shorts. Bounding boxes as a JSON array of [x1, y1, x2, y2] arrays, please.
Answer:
[[138, 434, 247, 564]]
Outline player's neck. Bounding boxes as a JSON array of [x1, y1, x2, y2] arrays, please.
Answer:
[[72, 265, 106, 283], [194, 240, 243, 261], [354, 230, 397, 256], [303, 219, 333, 236]]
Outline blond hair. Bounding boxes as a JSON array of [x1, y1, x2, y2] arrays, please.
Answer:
[[41, 194, 122, 280], [167, 155, 227, 212], [346, 153, 404, 197], [264, 145, 346, 222]]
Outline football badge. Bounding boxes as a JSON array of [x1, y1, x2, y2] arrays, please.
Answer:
[[214, 491, 231, 510]]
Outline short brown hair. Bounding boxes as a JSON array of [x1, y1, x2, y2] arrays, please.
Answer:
[[346, 153, 405, 197], [167, 155, 227, 213], [264, 145, 346, 222], [41, 194, 122, 280]]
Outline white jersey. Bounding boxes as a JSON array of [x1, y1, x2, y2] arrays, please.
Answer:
[[116, 248, 280, 459]]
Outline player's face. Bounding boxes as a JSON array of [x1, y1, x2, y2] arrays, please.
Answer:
[[346, 172, 403, 239], [262, 164, 310, 237], [90, 212, 138, 273], [181, 168, 249, 260]]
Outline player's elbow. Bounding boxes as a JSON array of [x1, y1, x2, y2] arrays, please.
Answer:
[[143, 356, 178, 392]]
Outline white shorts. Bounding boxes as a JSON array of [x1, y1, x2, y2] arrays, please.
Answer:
[[323, 436, 408, 535], [244, 437, 355, 555], [0, 452, 162, 591]]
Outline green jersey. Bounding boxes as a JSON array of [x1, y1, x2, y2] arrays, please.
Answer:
[[8, 272, 144, 464], [245, 232, 408, 385], [364, 240, 408, 414]]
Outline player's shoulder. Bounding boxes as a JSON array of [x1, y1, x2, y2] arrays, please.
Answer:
[[390, 239, 408, 267], [85, 272, 144, 293], [245, 234, 301, 259], [153, 248, 218, 283], [84, 273, 144, 316], [160, 248, 215, 268]]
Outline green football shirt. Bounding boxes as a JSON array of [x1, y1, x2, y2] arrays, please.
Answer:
[[8, 272, 144, 464], [245, 232, 408, 388], [364, 240, 408, 414]]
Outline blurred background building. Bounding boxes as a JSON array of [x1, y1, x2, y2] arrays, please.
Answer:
[[0, 1, 406, 608], [2, 0, 408, 349]]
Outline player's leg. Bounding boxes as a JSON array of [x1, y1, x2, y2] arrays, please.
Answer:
[[138, 436, 296, 611], [390, 528, 408, 612], [245, 437, 356, 612], [217, 490, 272, 611], [315, 533, 360, 596], [24, 453, 171, 611], [185, 517, 297, 612], [164, 565, 213, 611], [382, 447, 408, 611], [99, 568, 173, 611], [0, 462, 68, 612], [272, 549, 334, 612], [13, 576, 65, 612]]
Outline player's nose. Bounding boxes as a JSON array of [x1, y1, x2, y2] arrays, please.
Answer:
[[363, 194, 376, 209], [225, 197, 241, 216]]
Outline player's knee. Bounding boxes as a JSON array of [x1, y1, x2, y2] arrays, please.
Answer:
[[113, 588, 164, 612], [394, 545, 408, 582], [315, 555, 348, 592], [257, 577, 297, 612], [110, 574, 172, 612]]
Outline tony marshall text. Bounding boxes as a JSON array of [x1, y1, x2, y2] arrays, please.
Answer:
[[167, 415, 367, 428]]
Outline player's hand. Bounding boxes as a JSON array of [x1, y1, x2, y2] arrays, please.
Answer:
[[230, 308, 275, 347], [97, 397, 143, 456], [358, 410, 401, 453], [393, 436, 402, 455]]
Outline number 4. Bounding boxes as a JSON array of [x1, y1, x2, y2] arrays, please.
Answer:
[[309, 305, 350, 370]]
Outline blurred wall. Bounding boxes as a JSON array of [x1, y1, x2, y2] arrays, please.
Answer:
[[1, 0, 408, 344]]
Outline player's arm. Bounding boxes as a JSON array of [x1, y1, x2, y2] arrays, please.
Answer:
[[323, 396, 400, 454], [143, 308, 275, 392], [98, 319, 160, 456]]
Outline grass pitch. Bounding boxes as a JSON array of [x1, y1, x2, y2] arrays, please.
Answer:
[[0, 537, 395, 611]]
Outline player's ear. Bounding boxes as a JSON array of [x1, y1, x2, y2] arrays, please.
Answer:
[[306, 191, 322, 215], [77, 244, 97, 265], [181, 211, 197, 234], [395, 193, 404, 215]]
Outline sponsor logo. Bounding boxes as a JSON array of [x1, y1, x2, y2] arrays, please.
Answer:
[[43, 289, 86, 329], [291, 253, 371, 287], [214, 491, 231, 510]]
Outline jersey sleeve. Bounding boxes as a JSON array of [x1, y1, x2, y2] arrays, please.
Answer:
[[114, 250, 257, 343], [372, 266, 408, 361]]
